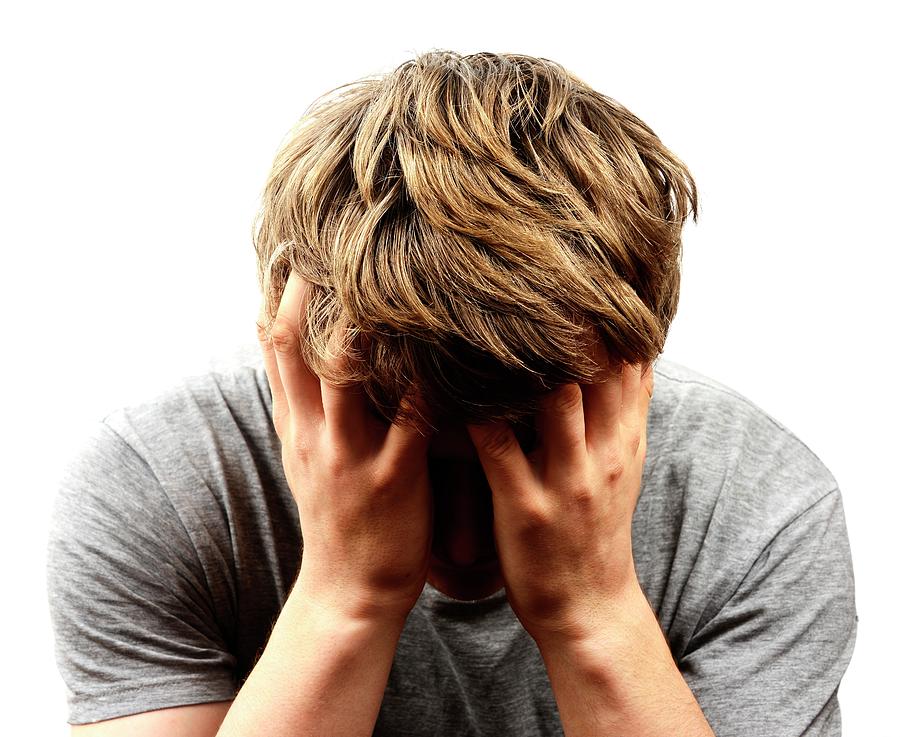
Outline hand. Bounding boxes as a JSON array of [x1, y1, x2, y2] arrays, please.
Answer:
[[257, 272, 436, 623], [466, 353, 654, 645]]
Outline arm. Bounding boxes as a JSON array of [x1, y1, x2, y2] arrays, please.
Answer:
[[52, 271, 435, 732], [214, 579, 407, 737], [535, 580, 714, 737], [71, 703, 231, 736], [464, 361, 715, 734], [467, 358, 855, 735], [68, 580, 407, 737], [213, 273, 436, 735], [47, 419, 239, 726]]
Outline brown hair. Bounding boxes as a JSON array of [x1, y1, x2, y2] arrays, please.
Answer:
[[255, 49, 698, 433]]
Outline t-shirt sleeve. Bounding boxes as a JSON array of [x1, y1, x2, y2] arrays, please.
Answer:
[[46, 420, 238, 725], [678, 487, 857, 737]]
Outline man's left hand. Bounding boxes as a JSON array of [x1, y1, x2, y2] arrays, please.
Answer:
[[467, 356, 654, 646]]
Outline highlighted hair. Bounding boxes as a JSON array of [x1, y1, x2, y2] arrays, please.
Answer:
[[255, 49, 698, 432]]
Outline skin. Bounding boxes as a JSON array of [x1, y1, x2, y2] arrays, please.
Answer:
[[261, 271, 651, 634], [260, 273, 716, 735], [425, 425, 505, 601], [465, 354, 655, 643]]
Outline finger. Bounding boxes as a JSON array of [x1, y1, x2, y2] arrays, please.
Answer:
[[466, 420, 534, 506], [639, 363, 655, 424], [535, 383, 587, 471], [638, 365, 654, 462], [582, 352, 624, 450], [319, 318, 371, 444], [257, 303, 287, 428], [385, 383, 436, 460], [619, 362, 645, 431], [270, 271, 323, 423]]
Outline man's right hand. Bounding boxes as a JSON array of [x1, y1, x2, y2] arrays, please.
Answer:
[[257, 271, 437, 623]]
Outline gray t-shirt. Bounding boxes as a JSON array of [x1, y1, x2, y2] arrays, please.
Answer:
[[46, 352, 857, 735]]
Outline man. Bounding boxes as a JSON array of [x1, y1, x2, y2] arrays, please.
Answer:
[[47, 50, 857, 736]]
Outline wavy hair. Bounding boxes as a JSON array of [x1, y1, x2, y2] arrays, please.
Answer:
[[255, 49, 698, 434]]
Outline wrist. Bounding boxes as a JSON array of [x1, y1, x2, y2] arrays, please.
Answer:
[[531, 576, 650, 656], [531, 579, 714, 737], [291, 572, 416, 629]]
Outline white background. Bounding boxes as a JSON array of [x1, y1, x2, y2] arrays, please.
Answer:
[[1, 1, 895, 733]]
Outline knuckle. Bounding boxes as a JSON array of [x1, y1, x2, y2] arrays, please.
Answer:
[[567, 484, 596, 512], [603, 453, 626, 483], [549, 384, 582, 414], [269, 319, 298, 353], [518, 505, 553, 534], [368, 459, 397, 494], [318, 452, 343, 480], [477, 426, 520, 459], [293, 439, 333, 478], [605, 465, 625, 484], [321, 428, 366, 474], [625, 431, 642, 457]]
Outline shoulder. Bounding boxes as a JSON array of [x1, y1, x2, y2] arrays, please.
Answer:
[[637, 358, 850, 656], [642, 359, 838, 572], [99, 344, 276, 486], [54, 343, 277, 542], [649, 356, 838, 519], [103, 344, 271, 455], [55, 343, 292, 567]]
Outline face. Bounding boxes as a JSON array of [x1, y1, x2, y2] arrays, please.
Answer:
[[425, 418, 537, 601]]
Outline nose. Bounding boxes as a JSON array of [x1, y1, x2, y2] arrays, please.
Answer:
[[429, 460, 497, 566], [443, 491, 482, 566]]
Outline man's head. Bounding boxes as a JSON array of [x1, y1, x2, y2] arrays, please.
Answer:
[[255, 49, 697, 437]]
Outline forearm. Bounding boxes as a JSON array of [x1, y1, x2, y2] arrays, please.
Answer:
[[536, 581, 715, 737], [216, 579, 407, 737]]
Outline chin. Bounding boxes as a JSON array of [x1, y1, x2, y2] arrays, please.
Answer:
[[427, 554, 505, 601]]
